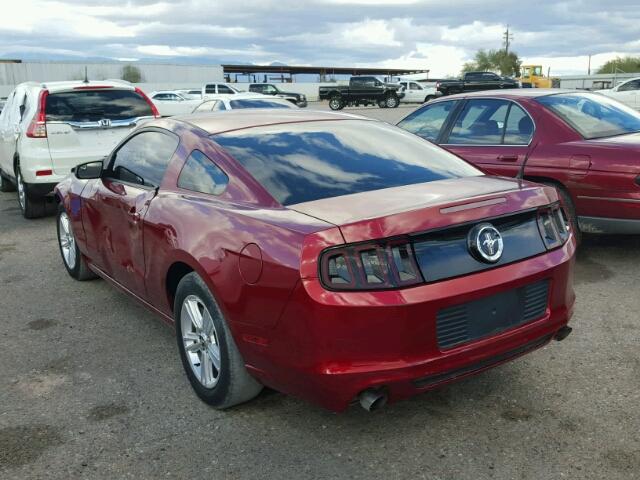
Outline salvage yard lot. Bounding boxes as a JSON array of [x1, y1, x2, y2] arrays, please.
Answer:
[[1, 105, 639, 480]]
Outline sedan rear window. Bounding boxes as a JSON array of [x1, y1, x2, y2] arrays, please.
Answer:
[[229, 99, 293, 109], [535, 93, 640, 139], [213, 120, 480, 206], [45, 89, 153, 122]]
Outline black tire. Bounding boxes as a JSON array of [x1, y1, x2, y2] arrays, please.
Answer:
[[385, 94, 399, 108], [424, 95, 435, 103], [328, 95, 344, 110], [175, 272, 262, 409], [541, 182, 582, 244], [377, 98, 387, 108], [56, 204, 97, 281], [0, 172, 15, 192], [16, 167, 46, 219]]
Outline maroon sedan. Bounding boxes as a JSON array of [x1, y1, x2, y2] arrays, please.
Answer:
[[55, 110, 575, 411], [398, 90, 640, 236]]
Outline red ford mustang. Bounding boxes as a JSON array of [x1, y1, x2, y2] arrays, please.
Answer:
[[55, 110, 576, 411], [398, 90, 640, 236]]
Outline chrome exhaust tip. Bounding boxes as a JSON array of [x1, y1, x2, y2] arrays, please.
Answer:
[[358, 388, 388, 412]]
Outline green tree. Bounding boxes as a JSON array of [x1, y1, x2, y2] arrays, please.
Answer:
[[121, 64, 143, 83], [461, 49, 521, 77], [597, 56, 640, 74]]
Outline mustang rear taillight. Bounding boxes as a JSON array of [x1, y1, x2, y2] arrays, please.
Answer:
[[26, 89, 49, 138], [320, 239, 423, 291], [537, 203, 569, 249]]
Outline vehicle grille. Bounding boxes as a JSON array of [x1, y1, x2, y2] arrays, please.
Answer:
[[436, 280, 550, 350]]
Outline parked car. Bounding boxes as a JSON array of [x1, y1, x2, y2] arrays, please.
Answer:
[[596, 77, 640, 110], [202, 83, 242, 97], [397, 89, 640, 236], [436, 72, 519, 96], [398, 81, 441, 103], [150, 91, 202, 116], [192, 95, 297, 112], [319, 76, 404, 110], [0, 80, 158, 218], [54, 109, 575, 412], [247, 83, 307, 107], [178, 89, 204, 100]]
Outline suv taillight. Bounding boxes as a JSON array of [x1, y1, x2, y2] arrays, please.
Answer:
[[26, 89, 49, 138], [135, 87, 161, 118], [537, 203, 570, 249], [320, 239, 423, 291]]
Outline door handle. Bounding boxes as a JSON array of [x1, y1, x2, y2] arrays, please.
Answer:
[[497, 154, 519, 162]]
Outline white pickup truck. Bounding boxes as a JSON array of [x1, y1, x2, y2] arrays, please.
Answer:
[[398, 81, 441, 104]]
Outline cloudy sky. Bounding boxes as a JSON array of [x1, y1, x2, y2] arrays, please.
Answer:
[[1, 0, 639, 76]]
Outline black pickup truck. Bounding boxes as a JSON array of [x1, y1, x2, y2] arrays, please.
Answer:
[[436, 72, 519, 96], [319, 76, 404, 110]]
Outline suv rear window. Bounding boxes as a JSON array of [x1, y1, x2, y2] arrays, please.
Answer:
[[213, 120, 480, 206], [45, 89, 152, 122]]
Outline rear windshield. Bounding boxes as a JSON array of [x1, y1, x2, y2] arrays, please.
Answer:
[[213, 120, 481, 205], [45, 89, 153, 122], [229, 99, 293, 109], [535, 92, 640, 139]]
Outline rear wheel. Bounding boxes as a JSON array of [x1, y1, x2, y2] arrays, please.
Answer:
[[16, 168, 47, 219], [0, 172, 15, 192], [328, 95, 344, 110], [377, 98, 387, 108], [175, 273, 262, 409]]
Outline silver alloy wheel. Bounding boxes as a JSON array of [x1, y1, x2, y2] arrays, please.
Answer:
[[58, 211, 77, 269], [181, 295, 221, 388], [17, 170, 25, 211], [386, 95, 399, 108]]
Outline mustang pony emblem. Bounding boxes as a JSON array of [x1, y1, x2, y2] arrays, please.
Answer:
[[468, 223, 504, 263]]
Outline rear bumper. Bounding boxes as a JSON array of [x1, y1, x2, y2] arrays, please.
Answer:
[[246, 237, 576, 411]]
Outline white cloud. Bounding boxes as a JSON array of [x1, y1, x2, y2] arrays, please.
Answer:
[[365, 43, 470, 77], [522, 52, 636, 76]]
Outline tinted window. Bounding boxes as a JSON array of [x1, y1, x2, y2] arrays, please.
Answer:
[[618, 80, 640, 92], [217, 85, 235, 94], [45, 89, 152, 122], [110, 131, 178, 187], [214, 120, 480, 206], [397, 101, 459, 141], [229, 99, 293, 109], [205, 85, 216, 94], [503, 103, 533, 145], [447, 99, 509, 145], [178, 150, 228, 195], [248, 85, 263, 92], [536, 93, 640, 139]]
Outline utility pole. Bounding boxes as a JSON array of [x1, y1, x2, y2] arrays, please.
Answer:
[[587, 54, 591, 75], [503, 25, 514, 54]]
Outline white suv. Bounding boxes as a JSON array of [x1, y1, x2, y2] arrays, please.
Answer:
[[0, 80, 159, 218]]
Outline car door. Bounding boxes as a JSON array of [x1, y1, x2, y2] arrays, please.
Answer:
[[441, 98, 534, 176], [402, 82, 423, 102], [81, 129, 179, 297]]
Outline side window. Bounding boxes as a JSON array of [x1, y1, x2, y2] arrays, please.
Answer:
[[618, 80, 640, 92], [205, 85, 216, 94], [217, 85, 234, 94], [447, 99, 509, 145], [110, 131, 179, 188], [397, 100, 459, 142], [410, 82, 421, 90], [503, 104, 534, 145], [178, 150, 228, 195], [194, 102, 214, 112]]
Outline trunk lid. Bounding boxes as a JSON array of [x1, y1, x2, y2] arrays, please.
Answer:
[[290, 176, 557, 243]]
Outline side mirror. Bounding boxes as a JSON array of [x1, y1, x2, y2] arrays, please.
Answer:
[[73, 161, 103, 180]]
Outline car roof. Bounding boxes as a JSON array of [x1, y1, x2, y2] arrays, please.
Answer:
[[435, 88, 584, 101], [19, 80, 135, 93], [173, 109, 372, 135]]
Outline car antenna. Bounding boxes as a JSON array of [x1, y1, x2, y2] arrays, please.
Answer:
[[83, 66, 89, 84], [516, 141, 539, 184]]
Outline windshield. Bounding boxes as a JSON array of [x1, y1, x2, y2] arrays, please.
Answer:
[[213, 120, 481, 206], [229, 99, 294, 109], [535, 93, 640, 139], [45, 89, 152, 122]]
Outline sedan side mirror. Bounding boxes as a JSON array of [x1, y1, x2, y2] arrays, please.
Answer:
[[73, 161, 103, 180]]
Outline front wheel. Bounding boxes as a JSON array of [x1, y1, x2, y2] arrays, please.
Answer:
[[16, 168, 46, 219], [385, 95, 399, 108], [175, 273, 262, 409], [377, 98, 387, 108], [328, 96, 344, 110], [56, 205, 97, 280]]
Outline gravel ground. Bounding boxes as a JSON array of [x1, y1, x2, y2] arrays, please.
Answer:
[[0, 104, 639, 479]]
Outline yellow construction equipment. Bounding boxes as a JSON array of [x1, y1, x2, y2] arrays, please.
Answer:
[[518, 65, 554, 88]]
